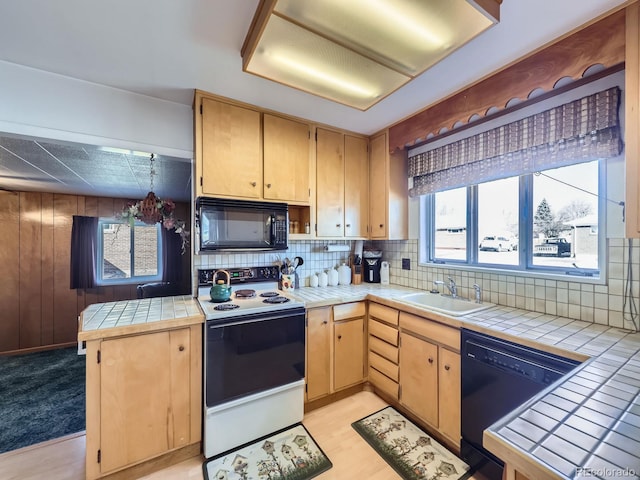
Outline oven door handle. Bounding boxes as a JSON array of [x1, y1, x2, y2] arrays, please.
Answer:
[[207, 308, 306, 328]]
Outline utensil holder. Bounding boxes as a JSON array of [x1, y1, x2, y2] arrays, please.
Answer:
[[352, 264, 362, 285]]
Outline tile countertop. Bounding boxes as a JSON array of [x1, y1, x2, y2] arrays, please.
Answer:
[[78, 295, 204, 341], [289, 285, 640, 480]]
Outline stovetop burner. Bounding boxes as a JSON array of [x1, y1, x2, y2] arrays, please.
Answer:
[[235, 289, 256, 298], [259, 291, 280, 298], [263, 296, 290, 304], [213, 303, 240, 311]]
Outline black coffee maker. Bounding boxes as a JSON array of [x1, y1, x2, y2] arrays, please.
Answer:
[[363, 250, 382, 283]]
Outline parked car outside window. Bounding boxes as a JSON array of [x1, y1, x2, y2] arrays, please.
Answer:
[[479, 235, 517, 252]]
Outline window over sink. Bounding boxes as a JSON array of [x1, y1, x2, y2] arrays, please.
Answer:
[[423, 159, 604, 278], [96, 219, 163, 285]]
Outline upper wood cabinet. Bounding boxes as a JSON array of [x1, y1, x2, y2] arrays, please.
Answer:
[[316, 128, 345, 237], [344, 135, 369, 238], [316, 128, 368, 238], [200, 97, 262, 199], [626, 2, 640, 238], [195, 92, 311, 205], [263, 114, 311, 204], [369, 131, 408, 240]]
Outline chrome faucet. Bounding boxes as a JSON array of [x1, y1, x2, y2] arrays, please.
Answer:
[[473, 284, 482, 304], [446, 277, 458, 298], [432, 280, 445, 293]]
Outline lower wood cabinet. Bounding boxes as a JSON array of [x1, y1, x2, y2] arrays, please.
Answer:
[[306, 302, 365, 402], [85, 324, 202, 479], [398, 312, 461, 447], [367, 303, 400, 400]]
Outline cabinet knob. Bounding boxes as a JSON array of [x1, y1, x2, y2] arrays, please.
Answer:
[[337, 335, 342, 340], [250, 181, 257, 187], [345, 223, 351, 228], [336, 223, 341, 228], [322, 320, 328, 325], [379, 224, 384, 228], [428, 357, 434, 364], [444, 365, 450, 371], [266, 183, 272, 188], [179, 345, 185, 352]]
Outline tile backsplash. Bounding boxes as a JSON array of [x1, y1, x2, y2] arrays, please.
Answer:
[[194, 238, 640, 331]]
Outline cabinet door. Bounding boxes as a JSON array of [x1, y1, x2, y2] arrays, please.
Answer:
[[334, 318, 364, 390], [306, 307, 331, 401], [201, 98, 262, 198], [369, 133, 387, 238], [399, 332, 438, 427], [439, 348, 461, 446], [263, 114, 310, 203], [316, 128, 345, 237], [344, 135, 368, 238], [99, 329, 191, 473]]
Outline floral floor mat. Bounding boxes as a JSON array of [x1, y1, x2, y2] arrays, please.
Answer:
[[203, 423, 332, 480], [352, 406, 471, 480]]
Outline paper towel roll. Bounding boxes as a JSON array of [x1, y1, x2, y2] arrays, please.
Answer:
[[324, 244, 350, 252]]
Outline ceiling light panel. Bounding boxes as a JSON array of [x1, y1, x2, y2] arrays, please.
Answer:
[[243, 0, 499, 110]]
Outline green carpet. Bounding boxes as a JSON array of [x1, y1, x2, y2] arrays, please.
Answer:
[[0, 346, 85, 454]]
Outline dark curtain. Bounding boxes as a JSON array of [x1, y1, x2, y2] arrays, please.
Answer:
[[70, 215, 98, 289], [161, 227, 184, 293], [408, 86, 622, 196]]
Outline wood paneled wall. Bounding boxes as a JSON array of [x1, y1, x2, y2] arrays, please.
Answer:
[[388, 7, 627, 151], [0, 191, 191, 355]]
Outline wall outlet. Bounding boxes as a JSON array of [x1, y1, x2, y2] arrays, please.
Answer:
[[402, 258, 411, 270]]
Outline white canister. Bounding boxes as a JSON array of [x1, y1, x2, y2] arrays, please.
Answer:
[[380, 261, 390, 284], [318, 271, 328, 287], [328, 267, 339, 286], [310, 273, 319, 287], [338, 263, 351, 285]]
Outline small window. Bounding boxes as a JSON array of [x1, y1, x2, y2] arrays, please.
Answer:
[[96, 219, 163, 285]]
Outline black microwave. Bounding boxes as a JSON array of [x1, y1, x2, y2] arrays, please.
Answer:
[[196, 198, 288, 252]]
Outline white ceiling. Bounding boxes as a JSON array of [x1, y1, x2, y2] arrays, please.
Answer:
[[0, 0, 627, 201]]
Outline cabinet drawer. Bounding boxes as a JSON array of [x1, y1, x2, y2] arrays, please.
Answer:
[[369, 351, 399, 382], [369, 335, 399, 364], [399, 312, 459, 351], [334, 301, 366, 321], [369, 303, 399, 326], [369, 366, 399, 400], [368, 318, 398, 346]]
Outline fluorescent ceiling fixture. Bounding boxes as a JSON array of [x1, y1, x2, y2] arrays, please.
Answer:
[[270, 54, 378, 98], [242, 0, 500, 110]]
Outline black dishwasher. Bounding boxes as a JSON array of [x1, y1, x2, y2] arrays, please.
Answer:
[[460, 328, 581, 480]]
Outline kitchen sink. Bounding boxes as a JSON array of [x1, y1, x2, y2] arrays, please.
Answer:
[[399, 292, 493, 316]]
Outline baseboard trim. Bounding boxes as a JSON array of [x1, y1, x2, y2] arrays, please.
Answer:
[[304, 383, 365, 413]]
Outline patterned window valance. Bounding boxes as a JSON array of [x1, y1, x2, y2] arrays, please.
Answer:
[[408, 87, 622, 197]]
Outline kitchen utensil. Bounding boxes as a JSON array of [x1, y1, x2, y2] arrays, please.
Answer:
[[293, 256, 304, 269], [210, 269, 232, 302]]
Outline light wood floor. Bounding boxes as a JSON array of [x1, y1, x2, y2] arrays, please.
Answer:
[[0, 391, 484, 480]]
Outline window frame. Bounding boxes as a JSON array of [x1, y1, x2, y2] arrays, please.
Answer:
[[96, 218, 163, 286], [422, 160, 605, 279]]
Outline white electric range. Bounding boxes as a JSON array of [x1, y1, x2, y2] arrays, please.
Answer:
[[197, 266, 306, 458]]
